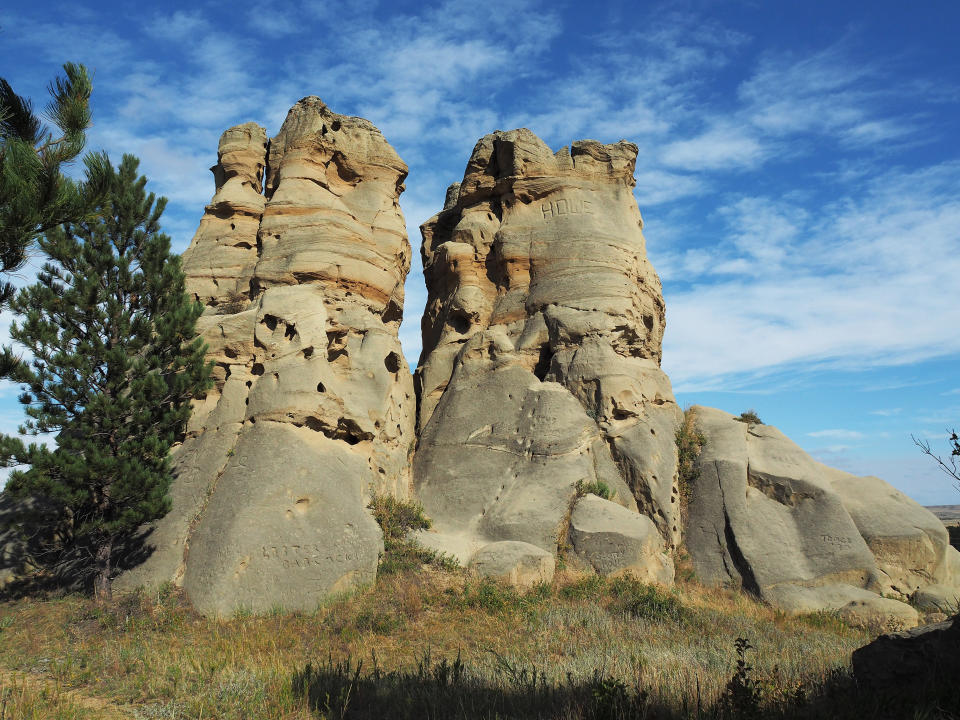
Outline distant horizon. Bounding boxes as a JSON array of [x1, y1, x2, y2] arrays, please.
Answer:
[[1, 0, 958, 504]]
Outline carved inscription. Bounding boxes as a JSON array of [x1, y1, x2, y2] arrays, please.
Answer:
[[261, 542, 363, 569], [820, 534, 852, 547], [541, 197, 592, 220]]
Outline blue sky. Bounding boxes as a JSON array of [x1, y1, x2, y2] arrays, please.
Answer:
[[1, 0, 959, 504]]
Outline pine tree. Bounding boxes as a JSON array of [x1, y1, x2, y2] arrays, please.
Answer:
[[0, 154, 211, 601], [0, 62, 110, 313]]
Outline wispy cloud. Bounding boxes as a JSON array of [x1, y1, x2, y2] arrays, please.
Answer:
[[807, 429, 865, 440], [660, 124, 768, 172]]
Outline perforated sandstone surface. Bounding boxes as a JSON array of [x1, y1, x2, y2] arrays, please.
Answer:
[[116, 98, 414, 616]]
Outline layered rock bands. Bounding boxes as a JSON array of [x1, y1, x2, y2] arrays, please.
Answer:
[[115, 98, 414, 615], [412, 130, 680, 583], [6, 100, 957, 626]]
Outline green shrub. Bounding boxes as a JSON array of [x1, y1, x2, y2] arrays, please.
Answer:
[[735, 409, 763, 425], [558, 575, 608, 601], [608, 576, 691, 624], [675, 408, 706, 519], [367, 495, 457, 575], [575, 479, 612, 500]]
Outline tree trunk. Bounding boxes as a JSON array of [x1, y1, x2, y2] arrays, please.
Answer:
[[93, 537, 113, 603]]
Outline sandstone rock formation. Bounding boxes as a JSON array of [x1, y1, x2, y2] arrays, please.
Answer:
[[568, 494, 673, 583], [116, 98, 415, 616], [412, 129, 682, 580], [468, 541, 555, 589], [685, 405, 960, 626]]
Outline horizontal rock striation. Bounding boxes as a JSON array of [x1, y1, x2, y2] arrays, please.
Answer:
[[412, 129, 681, 577], [116, 98, 414, 616]]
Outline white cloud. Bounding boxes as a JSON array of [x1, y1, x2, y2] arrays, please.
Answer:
[[634, 170, 706, 207], [660, 124, 768, 171], [145, 10, 209, 41], [807, 429, 865, 440], [659, 157, 960, 388]]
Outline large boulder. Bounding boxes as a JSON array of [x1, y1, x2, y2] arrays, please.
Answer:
[[115, 98, 414, 616], [826, 470, 955, 595], [685, 406, 956, 626], [468, 541, 555, 589], [412, 129, 681, 576], [568, 494, 674, 583]]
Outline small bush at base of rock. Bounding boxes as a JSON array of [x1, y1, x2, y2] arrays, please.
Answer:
[[367, 495, 457, 575], [574, 479, 612, 500]]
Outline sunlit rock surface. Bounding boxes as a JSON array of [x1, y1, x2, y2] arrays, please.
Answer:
[[116, 98, 414, 616]]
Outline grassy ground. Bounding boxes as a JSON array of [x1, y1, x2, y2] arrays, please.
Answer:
[[3, 559, 942, 720]]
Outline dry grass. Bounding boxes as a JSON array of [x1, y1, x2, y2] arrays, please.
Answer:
[[0, 670, 124, 719], [1, 568, 949, 718]]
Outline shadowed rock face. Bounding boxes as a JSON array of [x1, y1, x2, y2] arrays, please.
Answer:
[[116, 97, 414, 616], [412, 129, 681, 574]]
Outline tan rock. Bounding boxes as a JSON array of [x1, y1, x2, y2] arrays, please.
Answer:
[[468, 541, 555, 589], [116, 98, 414, 615], [910, 584, 960, 614], [685, 405, 959, 622], [836, 596, 919, 632], [826, 470, 955, 595], [413, 129, 681, 573], [678, 406, 881, 604], [568, 494, 674, 584]]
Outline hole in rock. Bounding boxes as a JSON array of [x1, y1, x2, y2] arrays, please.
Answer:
[[532, 346, 551, 381], [447, 311, 471, 334], [381, 300, 403, 324], [284, 323, 297, 340], [224, 347, 237, 359], [612, 408, 633, 420], [384, 352, 401, 373], [317, 382, 326, 393], [296, 497, 310, 506], [230, 223, 236, 230], [642, 314, 654, 331], [302, 346, 314, 358], [321, 124, 327, 135], [326, 330, 348, 362], [251, 363, 265, 376], [263, 315, 278, 331], [245, 398, 249, 405], [245, 380, 252, 388], [331, 120, 341, 131]]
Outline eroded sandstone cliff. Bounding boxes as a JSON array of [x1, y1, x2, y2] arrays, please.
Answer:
[[116, 98, 414, 616], [685, 406, 960, 628], [412, 129, 681, 580]]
